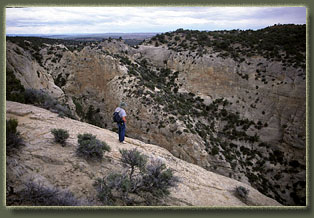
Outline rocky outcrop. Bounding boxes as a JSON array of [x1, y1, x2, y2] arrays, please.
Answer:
[[137, 38, 305, 201], [6, 101, 281, 206], [6, 41, 64, 99], [6, 28, 306, 206]]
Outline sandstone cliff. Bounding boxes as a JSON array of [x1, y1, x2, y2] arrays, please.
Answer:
[[6, 25, 306, 206], [6, 101, 281, 207]]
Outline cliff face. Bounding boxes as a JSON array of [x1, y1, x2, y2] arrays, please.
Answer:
[[6, 25, 306, 206], [6, 41, 64, 99], [6, 101, 281, 206], [127, 44, 306, 206]]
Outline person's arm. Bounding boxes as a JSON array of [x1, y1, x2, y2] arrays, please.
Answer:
[[122, 116, 126, 123]]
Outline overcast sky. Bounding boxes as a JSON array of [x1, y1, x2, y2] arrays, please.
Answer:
[[6, 7, 306, 35]]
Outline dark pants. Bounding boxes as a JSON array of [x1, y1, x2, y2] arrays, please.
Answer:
[[118, 122, 126, 142]]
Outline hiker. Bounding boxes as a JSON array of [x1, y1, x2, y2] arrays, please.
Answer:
[[114, 102, 127, 144]]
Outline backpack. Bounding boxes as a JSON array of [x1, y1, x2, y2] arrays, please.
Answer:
[[113, 111, 123, 123]]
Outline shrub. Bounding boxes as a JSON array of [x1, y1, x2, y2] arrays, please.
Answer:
[[211, 147, 219, 155], [51, 128, 69, 146], [7, 118, 18, 134], [234, 186, 250, 203], [6, 68, 25, 103], [24, 89, 73, 118], [94, 177, 115, 205], [55, 73, 67, 88], [6, 119, 24, 155], [94, 172, 134, 205], [120, 148, 147, 179], [76, 133, 111, 160], [72, 97, 83, 117], [24, 88, 47, 105], [289, 160, 300, 168], [95, 149, 179, 206], [141, 159, 179, 198], [17, 181, 86, 206], [85, 105, 103, 127]]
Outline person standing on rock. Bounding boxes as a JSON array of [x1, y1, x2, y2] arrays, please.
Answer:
[[114, 102, 127, 144]]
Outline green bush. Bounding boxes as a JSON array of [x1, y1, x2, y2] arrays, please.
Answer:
[[6, 68, 25, 103], [72, 97, 83, 117], [76, 133, 111, 160], [7, 118, 18, 134], [6, 119, 24, 155], [93, 177, 115, 205], [51, 128, 69, 146], [141, 159, 179, 198], [120, 148, 147, 179], [85, 105, 103, 127], [234, 186, 250, 203], [94, 149, 179, 206], [211, 147, 219, 156]]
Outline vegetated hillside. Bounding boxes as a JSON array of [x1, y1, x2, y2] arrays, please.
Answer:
[[144, 24, 306, 69], [6, 24, 306, 206]]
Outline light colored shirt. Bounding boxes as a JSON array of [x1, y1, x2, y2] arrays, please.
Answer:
[[115, 107, 126, 118]]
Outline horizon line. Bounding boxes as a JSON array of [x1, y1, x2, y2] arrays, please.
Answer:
[[6, 23, 306, 37]]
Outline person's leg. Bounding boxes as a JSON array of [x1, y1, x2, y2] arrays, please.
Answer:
[[118, 123, 122, 142], [120, 123, 126, 142]]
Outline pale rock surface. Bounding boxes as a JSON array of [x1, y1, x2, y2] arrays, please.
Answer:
[[6, 101, 281, 207], [6, 41, 64, 99]]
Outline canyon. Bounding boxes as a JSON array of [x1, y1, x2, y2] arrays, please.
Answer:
[[6, 25, 306, 205]]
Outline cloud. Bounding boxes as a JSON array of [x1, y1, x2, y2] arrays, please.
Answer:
[[5, 7, 306, 34]]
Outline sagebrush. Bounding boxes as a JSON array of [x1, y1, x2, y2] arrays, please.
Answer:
[[17, 181, 88, 206], [6, 119, 24, 155], [76, 133, 111, 160], [120, 148, 147, 179], [234, 186, 250, 203], [94, 148, 179, 206], [51, 128, 69, 146]]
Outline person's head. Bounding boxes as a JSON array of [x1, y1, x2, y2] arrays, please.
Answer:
[[119, 102, 127, 109]]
